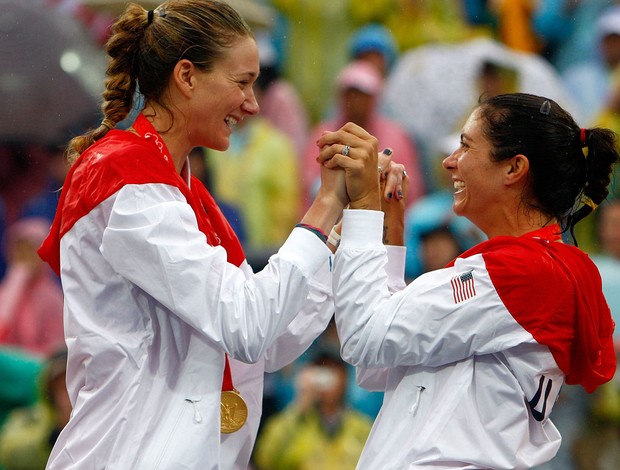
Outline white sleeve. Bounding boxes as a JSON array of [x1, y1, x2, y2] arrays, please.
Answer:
[[263, 258, 334, 372], [334, 210, 532, 369], [385, 245, 407, 294], [100, 183, 331, 363], [353, 244, 407, 391], [263, 239, 408, 375]]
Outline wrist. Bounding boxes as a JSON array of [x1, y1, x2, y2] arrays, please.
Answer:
[[295, 223, 328, 243], [349, 194, 381, 211], [383, 222, 405, 246], [302, 192, 345, 235]]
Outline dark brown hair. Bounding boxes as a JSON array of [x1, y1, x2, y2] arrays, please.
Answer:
[[477, 93, 619, 242]]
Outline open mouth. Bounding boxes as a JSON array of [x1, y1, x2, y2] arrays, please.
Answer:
[[454, 180, 465, 193], [224, 116, 239, 129]]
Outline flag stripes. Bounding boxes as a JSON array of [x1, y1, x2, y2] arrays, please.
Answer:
[[451, 270, 476, 303]]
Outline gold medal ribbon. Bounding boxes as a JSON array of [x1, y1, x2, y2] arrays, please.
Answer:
[[220, 355, 247, 433]]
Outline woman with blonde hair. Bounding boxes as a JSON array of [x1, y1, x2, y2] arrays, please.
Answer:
[[37, 1, 380, 468]]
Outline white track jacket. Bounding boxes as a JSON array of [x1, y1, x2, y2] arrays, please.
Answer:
[[333, 210, 616, 470], [38, 123, 407, 469]]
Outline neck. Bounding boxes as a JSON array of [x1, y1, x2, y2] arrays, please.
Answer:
[[141, 106, 190, 173], [319, 399, 343, 418], [481, 206, 557, 239]]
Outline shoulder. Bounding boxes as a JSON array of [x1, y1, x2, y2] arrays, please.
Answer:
[[479, 238, 581, 289], [481, 238, 599, 279], [475, 237, 600, 325], [81, 131, 159, 170], [74, 131, 175, 186]]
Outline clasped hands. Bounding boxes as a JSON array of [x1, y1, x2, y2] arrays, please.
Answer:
[[315, 122, 408, 214]]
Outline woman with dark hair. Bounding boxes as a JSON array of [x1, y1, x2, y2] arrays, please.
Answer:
[[320, 93, 619, 469]]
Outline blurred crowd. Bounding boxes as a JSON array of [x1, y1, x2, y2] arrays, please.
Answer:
[[1, 0, 620, 469]]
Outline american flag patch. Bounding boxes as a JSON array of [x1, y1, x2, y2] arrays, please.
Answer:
[[451, 270, 476, 303]]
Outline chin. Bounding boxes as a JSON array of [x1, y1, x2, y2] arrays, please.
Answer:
[[451, 203, 463, 217], [208, 139, 230, 152]]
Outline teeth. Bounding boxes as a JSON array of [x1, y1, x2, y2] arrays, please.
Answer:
[[225, 116, 238, 127], [454, 181, 465, 192]]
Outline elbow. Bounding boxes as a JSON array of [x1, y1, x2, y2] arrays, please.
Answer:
[[339, 340, 365, 368]]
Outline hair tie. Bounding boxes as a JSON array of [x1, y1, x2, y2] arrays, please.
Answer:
[[580, 128, 588, 148], [101, 118, 115, 130], [582, 195, 598, 211], [147, 9, 154, 24]]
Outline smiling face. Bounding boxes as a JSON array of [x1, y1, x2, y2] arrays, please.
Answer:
[[188, 36, 260, 151], [442, 108, 509, 233]]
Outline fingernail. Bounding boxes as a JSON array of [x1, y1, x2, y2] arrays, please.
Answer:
[[382, 148, 393, 155], [387, 192, 393, 199], [397, 190, 403, 199]]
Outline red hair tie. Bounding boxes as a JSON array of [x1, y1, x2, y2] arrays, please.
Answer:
[[580, 128, 588, 147]]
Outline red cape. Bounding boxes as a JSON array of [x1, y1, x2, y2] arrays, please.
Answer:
[[449, 230, 616, 393], [39, 122, 245, 276]]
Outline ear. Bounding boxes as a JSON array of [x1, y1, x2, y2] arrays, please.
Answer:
[[171, 59, 196, 99], [505, 154, 529, 187]]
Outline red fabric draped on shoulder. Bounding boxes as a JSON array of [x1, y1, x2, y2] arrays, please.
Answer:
[[39, 128, 245, 275], [449, 231, 616, 393]]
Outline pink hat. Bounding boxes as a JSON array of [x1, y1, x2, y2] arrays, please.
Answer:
[[336, 60, 383, 96], [4, 217, 51, 257]]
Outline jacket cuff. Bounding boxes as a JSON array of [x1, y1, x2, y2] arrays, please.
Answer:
[[341, 209, 384, 248]]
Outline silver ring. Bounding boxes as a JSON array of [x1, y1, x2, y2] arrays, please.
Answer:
[[342, 145, 350, 157], [403, 170, 408, 178], [378, 166, 383, 173]]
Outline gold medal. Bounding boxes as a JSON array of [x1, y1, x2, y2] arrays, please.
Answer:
[[220, 389, 247, 433]]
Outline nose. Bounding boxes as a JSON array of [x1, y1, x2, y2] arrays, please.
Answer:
[[243, 88, 260, 116], [442, 151, 457, 171]]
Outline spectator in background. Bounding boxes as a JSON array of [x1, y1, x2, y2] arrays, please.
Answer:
[[0, 142, 67, 280], [531, 0, 613, 73], [0, 348, 42, 432], [563, 4, 620, 126], [303, 60, 424, 208], [253, 351, 372, 470], [0, 217, 64, 358], [21, 145, 69, 224], [0, 348, 70, 470], [591, 198, 620, 333], [255, 31, 310, 153], [418, 225, 464, 273], [488, 0, 543, 54], [347, 0, 478, 53], [348, 23, 399, 77], [260, 319, 385, 429], [0, 143, 54, 228]]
